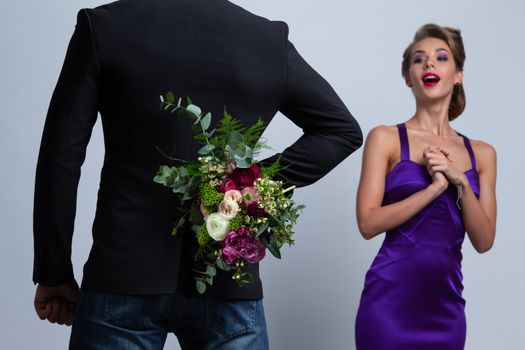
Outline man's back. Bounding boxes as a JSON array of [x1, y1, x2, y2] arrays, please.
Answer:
[[34, 0, 362, 299]]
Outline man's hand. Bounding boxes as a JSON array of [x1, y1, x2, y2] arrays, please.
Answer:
[[34, 281, 80, 326]]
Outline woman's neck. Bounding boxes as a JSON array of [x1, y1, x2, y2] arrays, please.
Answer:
[[409, 99, 456, 137]]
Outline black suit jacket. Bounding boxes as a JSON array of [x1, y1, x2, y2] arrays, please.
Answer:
[[33, 0, 362, 299]]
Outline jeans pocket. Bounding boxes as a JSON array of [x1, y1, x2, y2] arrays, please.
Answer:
[[104, 293, 165, 330], [207, 300, 258, 338]]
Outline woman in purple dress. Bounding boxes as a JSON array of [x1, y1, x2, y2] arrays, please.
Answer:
[[354, 24, 497, 350]]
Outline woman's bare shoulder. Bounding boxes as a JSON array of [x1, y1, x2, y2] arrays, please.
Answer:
[[366, 125, 399, 143], [469, 139, 497, 171]]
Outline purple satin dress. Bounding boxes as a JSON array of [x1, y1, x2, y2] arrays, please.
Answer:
[[355, 124, 480, 350]]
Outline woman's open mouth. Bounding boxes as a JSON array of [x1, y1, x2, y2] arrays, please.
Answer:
[[422, 72, 440, 87]]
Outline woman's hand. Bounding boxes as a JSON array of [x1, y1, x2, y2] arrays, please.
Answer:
[[429, 170, 449, 195], [423, 146, 466, 186]]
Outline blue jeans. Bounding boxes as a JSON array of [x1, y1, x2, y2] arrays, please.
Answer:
[[69, 291, 269, 350]]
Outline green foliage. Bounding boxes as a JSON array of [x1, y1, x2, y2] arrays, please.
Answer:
[[196, 225, 213, 246], [156, 94, 306, 294], [196, 280, 206, 294], [228, 214, 245, 230], [242, 118, 265, 148], [199, 182, 223, 207], [260, 157, 282, 178], [153, 165, 200, 203], [215, 111, 244, 142], [216, 258, 232, 271], [193, 257, 221, 294], [159, 95, 271, 170], [171, 212, 188, 236], [260, 233, 282, 259]]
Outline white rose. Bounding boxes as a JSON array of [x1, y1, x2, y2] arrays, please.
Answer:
[[217, 199, 240, 220], [206, 213, 230, 241]]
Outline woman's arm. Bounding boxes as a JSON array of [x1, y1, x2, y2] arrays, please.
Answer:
[[356, 126, 449, 239]]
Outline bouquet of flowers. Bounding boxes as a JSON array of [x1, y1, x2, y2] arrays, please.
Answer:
[[154, 93, 304, 294]]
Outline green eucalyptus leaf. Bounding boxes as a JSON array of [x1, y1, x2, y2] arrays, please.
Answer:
[[153, 175, 165, 185], [231, 146, 247, 158], [178, 167, 189, 177], [198, 144, 216, 155], [196, 280, 206, 294], [216, 259, 232, 271], [233, 156, 251, 168], [228, 131, 245, 149], [172, 184, 189, 194], [244, 145, 253, 158], [206, 265, 217, 277], [186, 104, 201, 117], [201, 113, 212, 130]]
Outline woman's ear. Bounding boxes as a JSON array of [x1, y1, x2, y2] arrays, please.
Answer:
[[455, 70, 464, 85]]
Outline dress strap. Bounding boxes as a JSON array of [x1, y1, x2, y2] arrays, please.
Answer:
[[458, 133, 477, 171], [397, 123, 410, 161]]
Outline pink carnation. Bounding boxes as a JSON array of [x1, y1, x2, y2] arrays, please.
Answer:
[[220, 227, 266, 265]]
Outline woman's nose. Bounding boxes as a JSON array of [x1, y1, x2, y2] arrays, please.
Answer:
[[424, 59, 435, 69]]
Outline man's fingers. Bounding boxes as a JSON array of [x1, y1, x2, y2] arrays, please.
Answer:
[[35, 301, 51, 320], [48, 299, 61, 324], [66, 303, 76, 326], [35, 299, 76, 325], [57, 300, 69, 325]]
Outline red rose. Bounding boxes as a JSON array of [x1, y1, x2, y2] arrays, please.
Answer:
[[219, 178, 239, 192], [247, 203, 266, 217], [231, 164, 261, 187]]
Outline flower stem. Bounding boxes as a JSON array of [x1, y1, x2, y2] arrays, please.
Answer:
[[282, 185, 296, 194]]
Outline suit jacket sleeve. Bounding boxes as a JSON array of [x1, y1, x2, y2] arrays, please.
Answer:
[[33, 9, 100, 286], [261, 23, 363, 188]]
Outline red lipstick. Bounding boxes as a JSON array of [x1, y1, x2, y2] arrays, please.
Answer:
[[422, 72, 440, 87]]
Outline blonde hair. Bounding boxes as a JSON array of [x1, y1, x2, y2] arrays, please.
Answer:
[[402, 24, 466, 121]]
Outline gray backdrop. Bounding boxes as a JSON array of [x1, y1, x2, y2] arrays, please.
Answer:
[[1, 0, 523, 349]]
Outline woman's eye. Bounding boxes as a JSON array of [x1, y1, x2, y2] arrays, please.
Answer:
[[413, 55, 425, 64], [437, 55, 449, 61]]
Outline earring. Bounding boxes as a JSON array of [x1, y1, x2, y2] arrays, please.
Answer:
[[407, 82, 413, 87]]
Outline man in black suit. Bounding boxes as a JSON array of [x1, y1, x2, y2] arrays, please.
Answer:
[[33, 0, 362, 348]]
